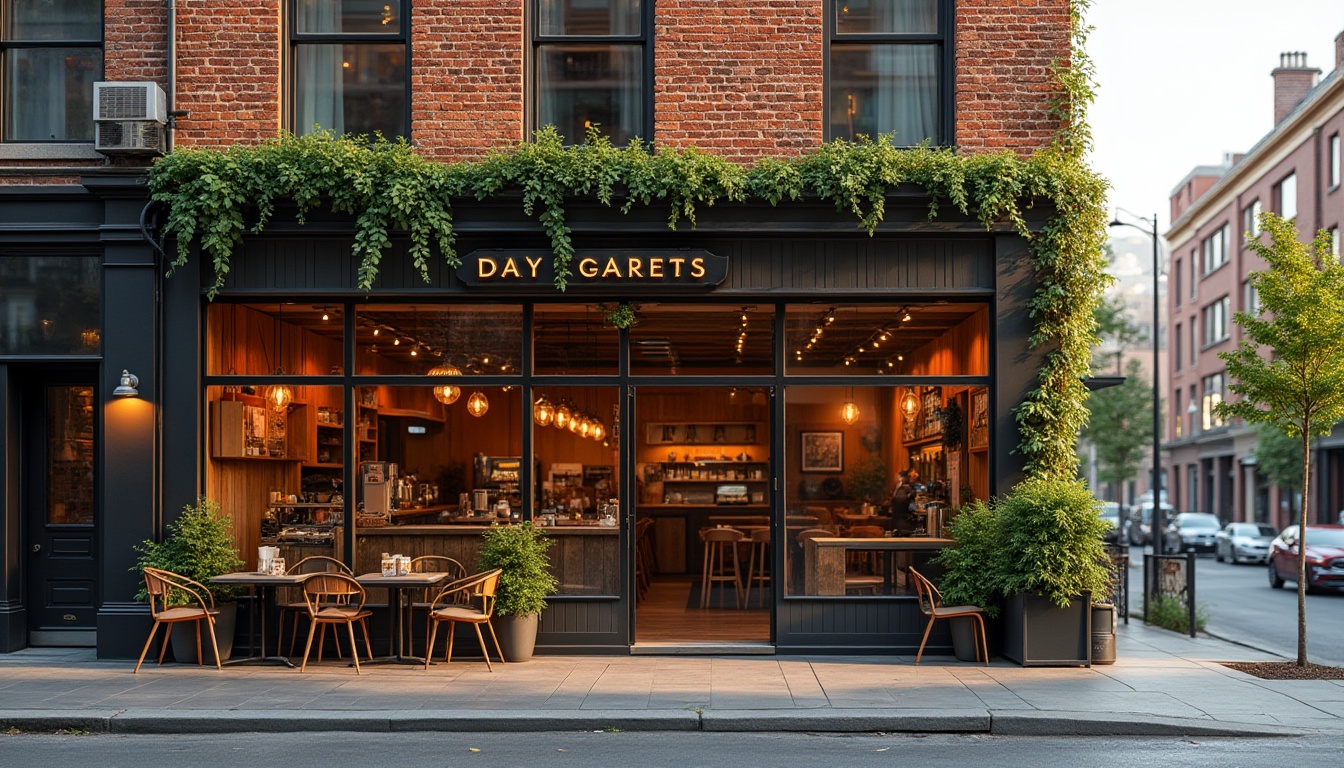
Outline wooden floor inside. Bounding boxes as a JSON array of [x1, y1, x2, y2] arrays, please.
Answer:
[[634, 578, 771, 644]]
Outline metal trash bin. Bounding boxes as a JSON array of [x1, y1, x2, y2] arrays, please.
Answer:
[[1090, 602, 1116, 665]]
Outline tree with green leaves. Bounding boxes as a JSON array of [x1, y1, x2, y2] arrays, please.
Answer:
[[1215, 213, 1344, 667], [1252, 422, 1302, 518], [1083, 358, 1153, 510], [1093, 293, 1146, 375]]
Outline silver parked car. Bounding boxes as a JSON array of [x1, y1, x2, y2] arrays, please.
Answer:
[[1214, 522, 1277, 564], [1163, 512, 1221, 554]]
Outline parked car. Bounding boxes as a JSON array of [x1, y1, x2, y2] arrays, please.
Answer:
[[1163, 512, 1221, 554], [1098, 502, 1122, 543], [1127, 502, 1175, 546], [1268, 525, 1344, 593], [1214, 522, 1277, 564]]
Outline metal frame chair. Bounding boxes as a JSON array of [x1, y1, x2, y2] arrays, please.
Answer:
[[134, 567, 222, 673], [423, 569, 505, 672], [908, 567, 989, 665], [299, 572, 375, 673]]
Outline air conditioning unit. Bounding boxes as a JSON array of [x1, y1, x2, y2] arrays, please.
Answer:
[[93, 82, 168, 123], [95, 121, 166, 156]]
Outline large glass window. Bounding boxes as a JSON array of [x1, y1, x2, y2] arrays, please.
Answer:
[[2, 0, 101, 141], [291, 0, 408, 139], [0, 255, 100, 355], [1201, 372, 1225, 430], [206, 303, 345, 376], [1200, 224, 1228, 274], [1276, 172, 1297, 221], [355, 304, 522, 377], [785, 303, 987, 376], [533, 0, 648, 145], [828, 0, 945, 145], [533, 304, 618, 375], [630, 304, 774, 376]]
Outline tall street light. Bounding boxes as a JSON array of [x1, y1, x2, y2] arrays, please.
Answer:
[[1108, 209, 1164, 560]]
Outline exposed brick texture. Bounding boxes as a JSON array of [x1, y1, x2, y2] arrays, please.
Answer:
[[173, 1, 282, 147], [104, 0, 168, 84]]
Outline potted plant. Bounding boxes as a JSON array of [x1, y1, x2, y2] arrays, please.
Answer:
[[477, 522, 558, 662], [132, 497, 244, 664], [933, 500, 1000, 661]]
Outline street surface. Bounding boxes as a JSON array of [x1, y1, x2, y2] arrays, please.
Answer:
[[1124, 545, 1344, 665], [0, 731, 1339, 768]]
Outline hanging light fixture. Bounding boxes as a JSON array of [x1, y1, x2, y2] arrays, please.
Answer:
[[591, 419, 606, 441], [840, 387, 860, 425], [466, 390, 489, 417], [567, 410, 582, 433], [901, 387, 921, 418], [578, 413, 593, 438], [428, 363, 462, 405], [533, 394, 555, 426], [555, 400, 573, 430], [265, 304, 293, 412]]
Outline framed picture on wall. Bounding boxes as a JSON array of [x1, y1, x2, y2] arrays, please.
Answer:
[[969, 388, 989, 450], [800, 431, 844, 473]]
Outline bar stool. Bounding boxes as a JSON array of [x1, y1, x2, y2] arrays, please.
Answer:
[[744, 527, 771, 608], [699, 526, 745, 609]]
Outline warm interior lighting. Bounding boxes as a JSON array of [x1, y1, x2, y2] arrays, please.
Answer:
[[428, 364, 462, 405], [591, 421, 605, 441], [555, 401, 572, 430], [534, 395, 555, 426], [265, 384, 293, 412], [900, 389, 920, 418], [466, 391, 489, 417], [567, 413, 581, 433], [841, 400, 860, 425], [578, 415, 592, 438]]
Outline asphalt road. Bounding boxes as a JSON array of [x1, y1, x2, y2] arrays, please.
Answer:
[[1124, 545, 1344, 665], [0, 732, 1339, 768]]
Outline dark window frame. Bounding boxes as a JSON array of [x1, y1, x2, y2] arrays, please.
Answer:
[[286, 0, 412, 141], [823, 0, 955, 146], [0, 0, 104, 143], [526, 0, 655, 146]]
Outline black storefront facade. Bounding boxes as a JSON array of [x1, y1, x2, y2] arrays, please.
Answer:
[[0, 172, 1046, 659]]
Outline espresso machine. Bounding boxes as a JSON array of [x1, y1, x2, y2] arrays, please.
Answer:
[[360, 461, 398, 516]]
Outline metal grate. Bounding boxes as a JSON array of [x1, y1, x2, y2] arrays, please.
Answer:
[[96, 85, 150, 120]]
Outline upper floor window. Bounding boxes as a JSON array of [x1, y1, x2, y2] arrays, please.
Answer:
[[1174, 322, 1183, 371], [1202, 296, 1229, 346], [290, 0, 408, 140], [1188, 250, 1196, 299], [1174, 258, 1182, 306], [532, 0, 650, 146], [1200, 224, 1228, 274], [1275, 172, 1297, 220], [1242, 199, 1261, 242], [1, 0, 102, 141], [828, 0, 947, 145], [1331, 226, 1340, 263], [1244, 280, 1260, 316], [1330, 133, 1340, 189], [1201, 371, 1225, 430], [1173, 388, 1183, 438]]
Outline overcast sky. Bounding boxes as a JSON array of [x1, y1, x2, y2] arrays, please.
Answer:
[[1090, 0, 1342, 239]]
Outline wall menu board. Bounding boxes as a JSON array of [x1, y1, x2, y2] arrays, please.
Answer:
[[645, 422, 758, 445]]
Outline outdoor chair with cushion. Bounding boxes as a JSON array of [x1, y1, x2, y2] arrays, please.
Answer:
[[423, 568, 505, 672], [299, 572, 375, 674], [134, 567, 223, 673]]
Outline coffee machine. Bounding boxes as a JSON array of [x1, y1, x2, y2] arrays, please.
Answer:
[[360, 461, 398, 516]]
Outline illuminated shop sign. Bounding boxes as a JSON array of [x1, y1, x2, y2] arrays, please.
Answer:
[[459, 249, 727, 289]]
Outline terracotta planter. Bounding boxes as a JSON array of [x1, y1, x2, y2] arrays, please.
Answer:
[[492, 613, 538, 662], [170, 601, 236, 665]]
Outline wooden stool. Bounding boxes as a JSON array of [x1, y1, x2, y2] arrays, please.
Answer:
[[699, 527, 745, 609], [745, 527, 771, 608]]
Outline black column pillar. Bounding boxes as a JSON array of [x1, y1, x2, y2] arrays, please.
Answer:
[[993, 233, 1045, 494], [0, 363, 23, 651]]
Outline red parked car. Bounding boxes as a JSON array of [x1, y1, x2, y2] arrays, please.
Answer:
[[1267, 525, 1344, 593]]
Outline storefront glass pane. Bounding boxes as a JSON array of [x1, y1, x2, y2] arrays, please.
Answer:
[[294, 0, 403, 34], [533, 304, 618, 375], [630, 304, 774, 376], [784, 303, 987, 376], [783, 384, 988, 597], [0, 256, 100, 356], [206, 303, 345, 376], [47, 385, 94, 525], [356, 304, 522, 377]]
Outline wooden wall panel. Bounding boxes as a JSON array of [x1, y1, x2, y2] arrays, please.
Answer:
[[905, 307, 989, 375]]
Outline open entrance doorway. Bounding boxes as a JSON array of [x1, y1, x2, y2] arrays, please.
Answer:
[[632, 386, 772, 647]]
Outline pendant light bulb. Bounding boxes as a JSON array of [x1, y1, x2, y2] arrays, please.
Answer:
[[534, 395, 554, 426], [555, 401, 572, 430], [841, 400, 860, 425], [266, 384, 293, 412], [901, 389, 920, 418], [466, 390, 489, 417], [428, 363, 462, 405], [579, 415, 592, 438], [592, 421, 606, 441]]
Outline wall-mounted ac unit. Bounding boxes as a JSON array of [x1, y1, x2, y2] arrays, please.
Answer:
[[95, 121, 166, 156], [93, 81, 168, 123]]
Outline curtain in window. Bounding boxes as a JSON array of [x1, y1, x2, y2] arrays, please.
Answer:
[[295, 2, 343, 135], [872, 45, 937, 145], [5, 49, 83, 141]]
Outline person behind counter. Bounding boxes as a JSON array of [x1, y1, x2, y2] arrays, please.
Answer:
[[887, 470, 917, 535]]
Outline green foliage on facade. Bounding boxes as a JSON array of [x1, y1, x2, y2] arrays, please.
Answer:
[[131, 497, 244, 605]]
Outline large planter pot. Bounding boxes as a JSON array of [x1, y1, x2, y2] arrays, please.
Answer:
[[950, 616, 981, 662], [170, 601, 237, 665], [492, 613, 538, 662], [1001, 592, 1090, 667]]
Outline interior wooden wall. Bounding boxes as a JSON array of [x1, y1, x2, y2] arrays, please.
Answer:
[[905, 307, 988, 375]]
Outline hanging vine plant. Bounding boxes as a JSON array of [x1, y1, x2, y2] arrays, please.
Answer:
[[598, 302, 640, 330], [146, 0, 1106, 481]]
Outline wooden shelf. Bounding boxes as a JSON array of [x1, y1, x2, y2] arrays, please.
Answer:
[[661, 478, 768, 483], [304, 462, 343, 469]]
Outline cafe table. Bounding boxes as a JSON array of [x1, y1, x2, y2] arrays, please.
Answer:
[[354, 571, 450, 665], [802, 536, 953, 596], [210, 571, 308, 667]]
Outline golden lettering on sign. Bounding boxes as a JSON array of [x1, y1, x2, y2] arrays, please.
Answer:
[[474, 254, 716, 282]]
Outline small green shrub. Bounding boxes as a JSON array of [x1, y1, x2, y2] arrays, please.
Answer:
[[478, 522, 559, 616], [934, 500, 1001, 617], [131, 497, 244, 604], [1146, 595, 1208, 634], [993, 476, 1112, 608]]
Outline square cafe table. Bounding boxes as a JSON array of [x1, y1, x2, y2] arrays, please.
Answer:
[[210, 571, 308, 667], [354, 571, 451, 665]]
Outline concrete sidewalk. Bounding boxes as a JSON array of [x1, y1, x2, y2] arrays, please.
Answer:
[[1, 621, 1340, 737]]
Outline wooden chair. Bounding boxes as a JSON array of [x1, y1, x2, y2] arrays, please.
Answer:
[[277, 555, 353, 657], [843, 525, 887, 595], [423, 569, 505, 672], [744, 527, 771, 608], [299, 572, 375, 674], [908, 567, 989, 666], [699, 527, 745, 609], [135, 567, 223, 673], [404, 555, 468, 655]]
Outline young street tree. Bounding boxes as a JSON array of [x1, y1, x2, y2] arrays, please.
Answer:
[[1215, 213, 1344, 667]]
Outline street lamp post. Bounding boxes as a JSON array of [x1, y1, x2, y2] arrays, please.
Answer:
[[1108, 210, 1164, 561]]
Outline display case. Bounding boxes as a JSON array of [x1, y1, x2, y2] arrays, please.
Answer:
[[647, 460, 769, 507]]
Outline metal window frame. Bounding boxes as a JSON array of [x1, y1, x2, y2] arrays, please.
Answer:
[[0, 0, 105, 143]]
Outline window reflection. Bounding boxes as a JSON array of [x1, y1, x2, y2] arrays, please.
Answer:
[[630, 304, 774, 375], [0, 256, 100, 356]]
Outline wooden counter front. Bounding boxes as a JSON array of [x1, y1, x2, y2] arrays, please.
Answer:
[[803, 537, 952, 596], [355, 524, 620, 596]]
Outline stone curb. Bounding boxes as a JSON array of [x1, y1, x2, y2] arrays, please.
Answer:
[[988, 710, 1307, 737], [699, 708, 989, 733]]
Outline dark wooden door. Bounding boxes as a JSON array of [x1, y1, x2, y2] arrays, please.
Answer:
[[25, 378, 99, 646]]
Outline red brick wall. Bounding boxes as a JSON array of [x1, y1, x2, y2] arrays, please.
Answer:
[[954, 0, 1070, 155], [104, 0, 168, 83], [654, 0, 825, 161], [173, 1, 281, 147]]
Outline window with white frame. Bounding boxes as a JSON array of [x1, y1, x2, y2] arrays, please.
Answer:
[[1242, 199, 1261, 240], [1244, 280, 1259, 316], [828, 0, 949, 145], [533, 0, 650, 146], [1276, 172, 1297, 220], [1331, 133, 1340, 189], [290, 0, 408, 140], [1201, 224, 1229, 274], [1201, 372, 1225, 430], [1331, 226, 1340, 263], [1, 0, 102, 141], [1202, 296, 1229, 346]]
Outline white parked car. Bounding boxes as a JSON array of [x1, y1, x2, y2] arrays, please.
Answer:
[[1214, 522, 1277, 564]]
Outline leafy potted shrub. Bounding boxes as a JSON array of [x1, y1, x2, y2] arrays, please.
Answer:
[[131, 497, 245, 664], [933, 500, 1000, 660], [477, 522, 558, 662]]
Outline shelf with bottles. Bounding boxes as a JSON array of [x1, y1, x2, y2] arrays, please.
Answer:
[[653, 461, 769, 482]]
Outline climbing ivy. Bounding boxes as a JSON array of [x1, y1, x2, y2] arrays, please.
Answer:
[[146, 0, 1106, 480]]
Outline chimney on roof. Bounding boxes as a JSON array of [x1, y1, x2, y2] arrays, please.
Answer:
[[1337, 29, 1344, 70], [1272, 51, 1320, 125]]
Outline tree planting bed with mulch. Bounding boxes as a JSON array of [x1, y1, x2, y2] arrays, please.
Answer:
[[1223, 662, 1344, 680]]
